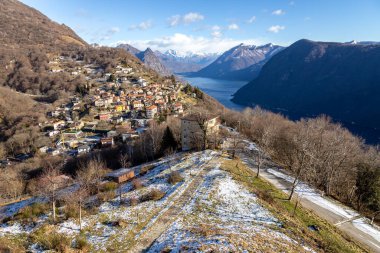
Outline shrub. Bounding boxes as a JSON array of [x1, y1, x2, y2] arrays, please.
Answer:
[[129, 196, 139, 206], [15, 203, 48, 221], [140, 189, 165, 202], [132, 179, 143, 190], [140, 165, 154, 175], [97, 191, 116, 202], [0, 237, 26, 252], [256, 189, 274, 204], [31, 225, 71, 252], [168, 171, 183, 185], [64, 204, 79, 219], [100, 182, 118, 192], [75, 234, 89, 251], [191, 223, 221, 237], [115, 218, 129, 228]]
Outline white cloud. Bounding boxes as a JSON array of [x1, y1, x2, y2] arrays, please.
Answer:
[[109, 27, 120, 33], [211, 25, 222, 38], [115, 33, 264, 54], [272, 9, 285, 15], [167, 12, 204, 27], [129, 20, 153, 31], [94, 26, 120, 41], [247, 16, 256, 24], [267, 25, 285, 33], [167, 15, 181, 27], [183, 12, 204, 23], [228, 23, 239, 30]]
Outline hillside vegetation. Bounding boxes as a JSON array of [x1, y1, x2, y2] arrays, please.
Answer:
[[233, 39, 380, 143]]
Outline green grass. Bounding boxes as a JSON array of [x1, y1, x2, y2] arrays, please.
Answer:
[[220, 158, 367, 253]]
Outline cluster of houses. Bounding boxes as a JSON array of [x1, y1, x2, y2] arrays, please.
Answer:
[[37, 56, 188, 158]]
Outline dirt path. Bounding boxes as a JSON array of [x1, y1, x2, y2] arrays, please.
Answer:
[[128, 154, 219, 253], [239, 151, 380, 253]]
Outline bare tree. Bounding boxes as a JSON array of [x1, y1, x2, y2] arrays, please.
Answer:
[[146, 121, 164, 159], [77, 155, 109, 194], [37, 164, 61, 222], [119, 153, 131, 168], [166, 116, 181, 145], [0, 169, 25, 200], [188, 108, 219, 151], [221, 128, 242, 159], [245, 110, 278, 177], [271, 121, 314, 200], [74, 175, 89, 231]]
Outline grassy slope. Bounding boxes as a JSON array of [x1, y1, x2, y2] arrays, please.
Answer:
[[220, 157, 367, 253]]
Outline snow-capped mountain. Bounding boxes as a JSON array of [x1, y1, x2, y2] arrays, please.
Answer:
[[155, 50, 220, 73], [163, 49, 218, 58], [117, 44, 171, 76], [346, 40, 380, 46], [192, 43, 284, 81]]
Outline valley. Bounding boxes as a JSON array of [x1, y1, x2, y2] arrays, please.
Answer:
[[2, 147, 373, 252], [178, 75, 246, 111], [1, 0, 380, 252]]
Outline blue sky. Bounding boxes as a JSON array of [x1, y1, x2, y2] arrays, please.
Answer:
[[21, 0, 380, 53]]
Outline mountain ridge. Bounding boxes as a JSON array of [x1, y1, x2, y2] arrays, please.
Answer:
[[191, 43, 284, 81], [117, 44, 172, 76], [232, 39, 380, 143]]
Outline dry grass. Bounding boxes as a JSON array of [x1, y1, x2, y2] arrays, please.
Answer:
[[140, 165, 155, 175], [189, 223, 222, 237], [132, 178, 143, 190], [31, 225, 72, 252], [0, 237, 26, 252], [168, 171, 183, 185], [140, 189, 166, 202], [220, 157, 366, 253]]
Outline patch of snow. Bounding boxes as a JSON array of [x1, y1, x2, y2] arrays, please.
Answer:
[[214, 170, 278, 225], [57, 219, 85, 235], [149, 161, 315, 252], [0, 223, 25, 236], [352, 218, 380, 242], [267, 168, 359, 219], [243, 140, 259, 151]]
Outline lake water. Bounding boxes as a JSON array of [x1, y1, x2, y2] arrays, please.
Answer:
[[179, 75, 248, 111], [179, 75, 380, 144]]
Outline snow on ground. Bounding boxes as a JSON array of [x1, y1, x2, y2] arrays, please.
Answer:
[[0, 150, 216, 252], [0, 223, 26, 236], [243, 140, 259, 151], [148, 162, 315, 252], [0, 197, 42, 221], [267, 168, 360, 220], [0, 214, 48, 237], [353, 218, 380, 242]]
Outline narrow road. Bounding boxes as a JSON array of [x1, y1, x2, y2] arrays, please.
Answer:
[[239, 149, 380, 253], [129, 154, 219, 253]]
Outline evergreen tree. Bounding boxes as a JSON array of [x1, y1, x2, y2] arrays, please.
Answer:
[[160, 126, 178, 154], [356, 163, 380, 211]]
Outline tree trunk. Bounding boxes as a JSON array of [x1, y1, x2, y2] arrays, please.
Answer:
[[119, 183, 122, 204], [256, 153, 261, 178], [371, 211, 380, 225], [288, 177, 298, 200], [292, 196, 300, 217], [52, 200, 56, 223], [79, 198, 82, 231]]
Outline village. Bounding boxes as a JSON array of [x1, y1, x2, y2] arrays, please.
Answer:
[[34, 55, 193, 159]]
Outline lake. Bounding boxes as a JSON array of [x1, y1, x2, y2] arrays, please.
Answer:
[[179, 75, 248, 111], [179, 75, 380, 144]]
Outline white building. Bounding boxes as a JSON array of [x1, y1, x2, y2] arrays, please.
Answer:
[[146, 105, 158, 119]]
